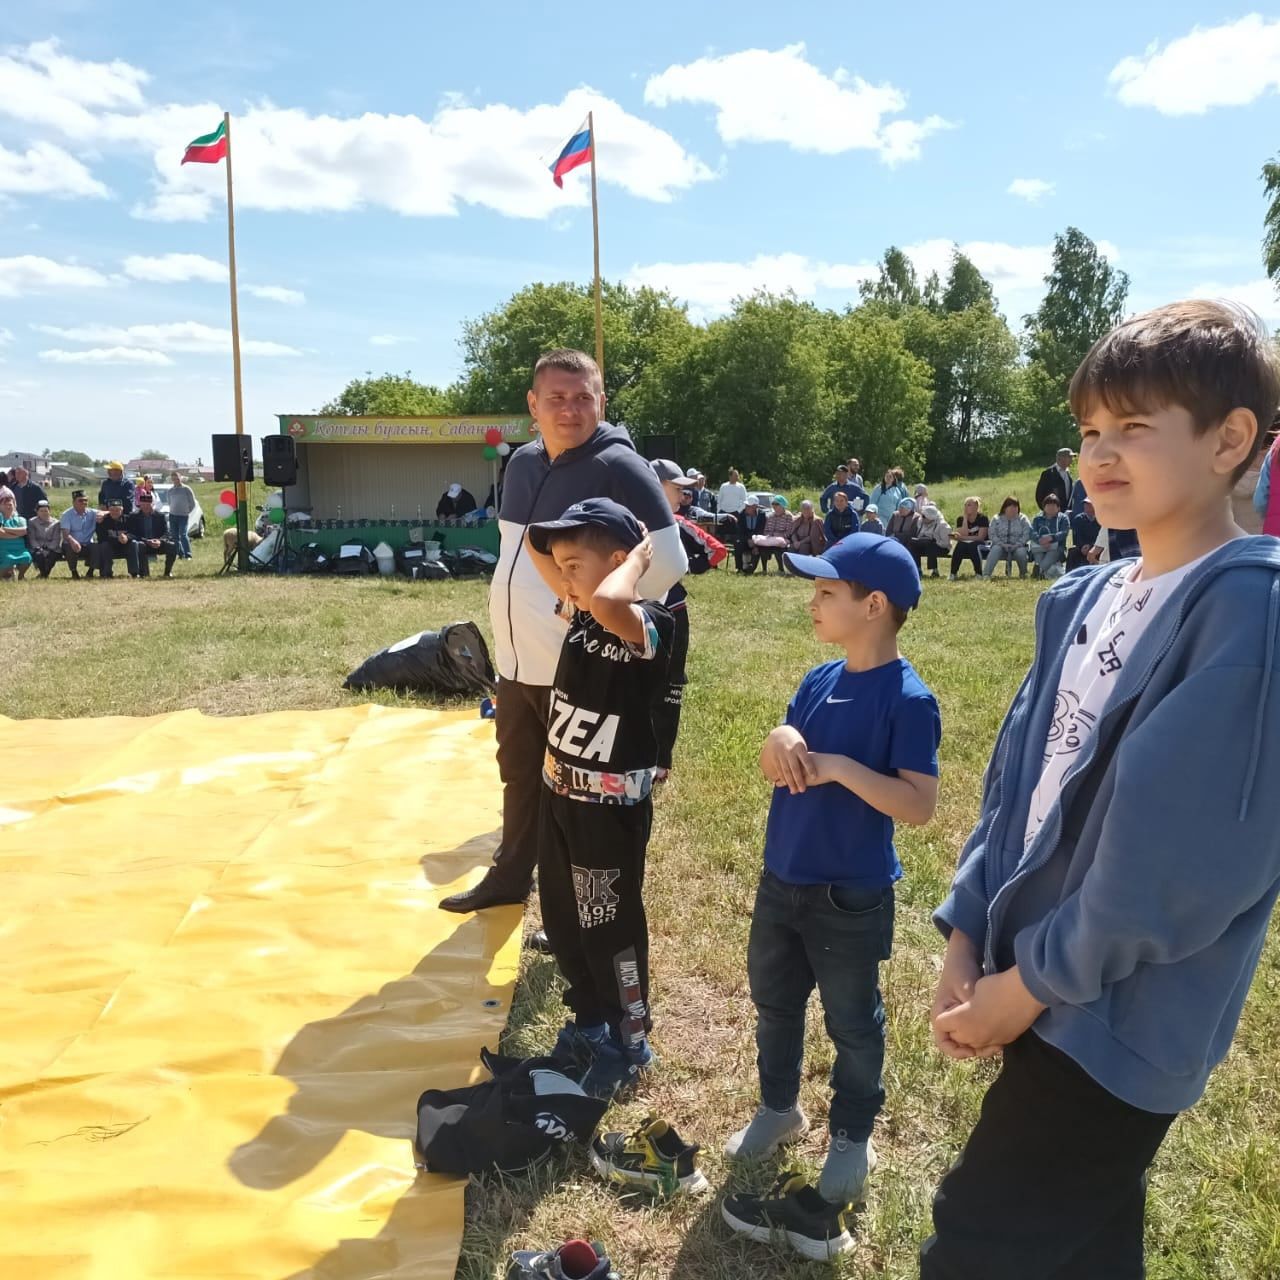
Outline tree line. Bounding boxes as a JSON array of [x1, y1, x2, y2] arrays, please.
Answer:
[[320, 226, 1129, 486]]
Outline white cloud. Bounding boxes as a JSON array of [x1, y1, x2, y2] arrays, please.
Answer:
[[1008, 177, 1054, 203], [1187, 279, 1280, 326], [39, 346, 173, 366], [0, 255, 111, 297], [0, 327, 11, 344], [245, 284, 304, 305], [122, 252, 225, 283], [0, 41, 713, 221], [0, 140, 108, 198], [644, 43, 953, 164], [121, 387, 154, 395], [1110, 15, 1280, 115], [369, 333, 411, 346], [33, 320, 301, 357]]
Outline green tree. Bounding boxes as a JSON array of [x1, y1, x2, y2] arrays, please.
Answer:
[[1263, 156, 1280, 284], [318, 372, 453, 416], [51, 449, 94, 468], [139, 448, 171, 459], [451, 281, 695, 424], [859, 246, 923, 309]]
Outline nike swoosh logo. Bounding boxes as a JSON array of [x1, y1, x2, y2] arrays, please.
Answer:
[[826, 696, 854, 704]]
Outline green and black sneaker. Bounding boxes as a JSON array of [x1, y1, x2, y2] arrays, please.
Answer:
[[590, 1115, 709, 1195], [721, 1169, 855, 1261]]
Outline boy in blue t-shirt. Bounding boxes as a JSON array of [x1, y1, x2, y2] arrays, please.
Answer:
[[722, 534, 940, 1255]]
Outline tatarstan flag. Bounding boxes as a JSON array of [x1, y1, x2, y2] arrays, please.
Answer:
[[182, 120, 228, 165]]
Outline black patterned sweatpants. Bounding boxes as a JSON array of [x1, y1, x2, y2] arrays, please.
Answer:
[[652, 605, 689, 770], [538, 788, 653, 1051]]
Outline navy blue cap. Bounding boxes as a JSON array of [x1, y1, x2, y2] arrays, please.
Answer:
[[528, 497, 644, 555], [784, 531, 922, 610]]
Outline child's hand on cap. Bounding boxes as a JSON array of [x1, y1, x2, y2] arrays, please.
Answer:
[[629, 532, 653, 569]]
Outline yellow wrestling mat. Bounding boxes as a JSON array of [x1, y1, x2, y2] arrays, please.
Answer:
[[0, 704, 521, 1279]]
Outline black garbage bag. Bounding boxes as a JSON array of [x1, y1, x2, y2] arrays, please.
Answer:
[[332, 542, 376, 575], [342, 621, 495, 695], [442, 546, 497, 578], [414, 1048, 608, 1176]]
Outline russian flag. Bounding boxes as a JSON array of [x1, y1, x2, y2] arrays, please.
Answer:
[[550, 118, 592, 188]]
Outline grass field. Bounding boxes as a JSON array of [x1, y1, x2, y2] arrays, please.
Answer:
[[6, 469, 1280, 1279]]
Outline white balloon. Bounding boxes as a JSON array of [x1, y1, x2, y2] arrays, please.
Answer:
[[266, 493, 283, 509], [496, 442, 511, 457], [214, 502, 234, 518]]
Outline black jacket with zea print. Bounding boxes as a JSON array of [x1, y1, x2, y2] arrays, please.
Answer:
[[542, 601, 673, 804]]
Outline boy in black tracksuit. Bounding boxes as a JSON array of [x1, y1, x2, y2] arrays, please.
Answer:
[[525, 498, 674, 1099]]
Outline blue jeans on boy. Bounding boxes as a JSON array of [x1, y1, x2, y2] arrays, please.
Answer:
[[168, 514, 191, 559], [748, 868, 894, 1141]]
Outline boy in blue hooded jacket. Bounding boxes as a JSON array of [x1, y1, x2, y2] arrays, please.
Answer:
[[923, 300, 1280, 1279]]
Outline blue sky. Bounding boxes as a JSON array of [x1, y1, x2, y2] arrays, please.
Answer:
[[1, 2, 1277, 462]]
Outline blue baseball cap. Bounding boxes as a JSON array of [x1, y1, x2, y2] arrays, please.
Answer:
[[528, 497, 644, 555], [784, 531, 922, 610]]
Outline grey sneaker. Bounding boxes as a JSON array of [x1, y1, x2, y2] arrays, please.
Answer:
[[724, 1104, 809, 1159], [817, 1131, 877, 1205]]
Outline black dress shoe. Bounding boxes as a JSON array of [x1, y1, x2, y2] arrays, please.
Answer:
[[525, 929, 553, 954], [440, 871, 530, 914]]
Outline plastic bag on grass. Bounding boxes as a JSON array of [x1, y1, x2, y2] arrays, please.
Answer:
[[342, 621, 496, 695]]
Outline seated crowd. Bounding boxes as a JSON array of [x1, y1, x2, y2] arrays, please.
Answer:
[[684, 447, 1138, 580]]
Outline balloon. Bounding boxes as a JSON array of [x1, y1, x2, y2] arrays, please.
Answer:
[[214, 502, 234, 518], [483, 445, 498, 460], [496, 442, 511, 457], [484, 427, 503, 446], [220, 489, 236, 506], [267, 506, 285, 524], [222, 514, 238, 528], [266, 493, 283, 509]]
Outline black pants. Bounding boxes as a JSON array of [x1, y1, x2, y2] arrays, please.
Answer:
[[949, 542, 985, 576], [1066, 546, 1093, 571], [134, 540, 178, 577], [32, 549, 63, 578], [652, 605, 689, 770], [734, 542, 759, 573], [96, 541, 132, 578], [920, 1031, 1176, 1279], [538, 789, 652, 1049], [489, 679, 552, 893], [910, 538, 943, 573], [64, 544, 94, 577]]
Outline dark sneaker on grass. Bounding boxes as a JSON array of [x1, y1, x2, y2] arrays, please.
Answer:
[[507, 1239, 619, 1279], [721, 1170, 855, 1261], [579, 1037, 654, 1101], [590, 1115, 709, 1195]]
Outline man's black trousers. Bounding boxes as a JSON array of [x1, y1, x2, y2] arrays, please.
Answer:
[[489, 678, 551, 894], [919, 1030, 1176, 1279], [652, 605, 689, 771], [538, 789, 652, 1050]]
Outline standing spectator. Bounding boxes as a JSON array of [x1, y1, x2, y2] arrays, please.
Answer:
[[736, 497, 769, 573], [1254, 429, 1280, 536], [718, 467, 749, 524], [869, 467, 910, 522], [98, 462, 135, 516], [127, 491, 179, 578], [9, 465, 47, 520], [860, 506, 885, 536], [442, 347, 684, 915], [0, 488, 32, 580], [166, 470, 197, 560], [910, 502, 951, 578], [887, 497, 922, 549], [847, 457, 864, 487], [27, 499, 65, 577], [1066, 495, 1102, 570], [59, 490, 101, 579], [820, 465, 868, 514], [984, 496, 1032, 578], [751, 497, 795, 574], [690, 472, 717, 515], [913, 483, 930, 505], [1034, 447, 1075, 511], [1068, 475, 1089, 520], [1029, 495, 1071, 579], [136, 474, 155, 501], [787, 499, 826, 559], [436, 482, 477, 520], [95, 498, 133, 577], [824, 489, 858, 544], [948, 497, 989, 579]]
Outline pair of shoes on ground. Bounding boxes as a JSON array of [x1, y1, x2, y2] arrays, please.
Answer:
[[724, 1104, 875, 1201], [507, 1239, 619, 1280], [590, 1114, 708, 1196]]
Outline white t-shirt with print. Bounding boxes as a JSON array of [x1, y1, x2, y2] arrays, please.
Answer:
[[1023, 547, 1223, 849]]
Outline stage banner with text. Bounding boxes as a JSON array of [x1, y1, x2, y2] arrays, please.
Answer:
[[277, 415, 535, 445]]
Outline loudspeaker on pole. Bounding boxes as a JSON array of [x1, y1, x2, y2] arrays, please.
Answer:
[[262, 434, 298, 487], [211, 433, 254, 483]]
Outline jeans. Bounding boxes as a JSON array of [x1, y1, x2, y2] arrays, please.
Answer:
[[984, 544, 1027, 577], [747, 869, 894, 1139], [1030, 542, 1064, 576], [169, 513, 191, 558]]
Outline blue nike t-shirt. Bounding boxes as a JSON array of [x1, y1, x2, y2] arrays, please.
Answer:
[[763, 657, 941, 888]]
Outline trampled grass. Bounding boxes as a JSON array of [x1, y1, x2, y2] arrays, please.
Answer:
[[5, 501, 1279, 1279]]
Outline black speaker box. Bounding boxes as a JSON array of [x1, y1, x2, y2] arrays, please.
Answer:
[[262, 434, 298, 486], [212, 433, 254, 483]]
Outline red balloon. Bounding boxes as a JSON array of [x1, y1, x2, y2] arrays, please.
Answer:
[[220, 489, 236, 506], [484, 427, 503, 446]]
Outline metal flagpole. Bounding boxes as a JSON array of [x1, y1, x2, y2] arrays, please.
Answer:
[[223, 111, 250, 573], [588, 110, 604, 381]]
